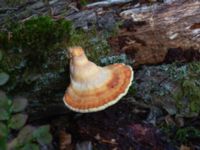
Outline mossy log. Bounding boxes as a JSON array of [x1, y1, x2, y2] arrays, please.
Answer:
[[109, 0, 200, 67]]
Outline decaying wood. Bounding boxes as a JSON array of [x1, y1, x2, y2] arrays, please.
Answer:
[[109, 0, 200, 67], [86, 0, 132, 8]]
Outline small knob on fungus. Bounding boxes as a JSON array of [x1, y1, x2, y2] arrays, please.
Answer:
[[69, 47, 84, 57]]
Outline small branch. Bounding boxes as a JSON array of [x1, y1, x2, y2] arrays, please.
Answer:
[[86, 0, 132, 8]]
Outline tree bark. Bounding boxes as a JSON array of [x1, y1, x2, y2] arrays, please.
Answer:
[[109, 0, 200, 67]]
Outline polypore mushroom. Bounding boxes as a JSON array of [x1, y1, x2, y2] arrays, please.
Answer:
[[63, 47, 133, 113]]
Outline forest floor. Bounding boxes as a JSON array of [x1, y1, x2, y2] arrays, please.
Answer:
[[0, 0, 200, 150]]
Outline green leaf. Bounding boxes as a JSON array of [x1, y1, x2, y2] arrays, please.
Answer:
[[0, 123, 8, 137], [0, 50, 2, 61], [0, 72, 9, 86], [9, 114, 28, 130], [0, 91, 9, 110], [12, 97, 28, 113], [17, 125, 35, 145], [0, 91, 7, 100], [0, 108, 10, 121], [190, 101, 198, 112], [21, 143, 39, 150], [33, 125, 52, 145], [0, 97, 11, 111], [0, 136, 7, 150], [7, 138, 18, 150]]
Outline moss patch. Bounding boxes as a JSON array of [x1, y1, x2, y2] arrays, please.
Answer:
[[0, 16, 113, 92], [171, 62, 200, 114]]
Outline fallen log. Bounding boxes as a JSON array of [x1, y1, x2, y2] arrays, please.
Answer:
[[109, 0, 200, 67]]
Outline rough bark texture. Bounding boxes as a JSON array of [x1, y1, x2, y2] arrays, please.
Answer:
[[109, 0, 200, 67]]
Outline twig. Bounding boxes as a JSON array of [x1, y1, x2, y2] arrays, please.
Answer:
[[86, 0, 132, 8]]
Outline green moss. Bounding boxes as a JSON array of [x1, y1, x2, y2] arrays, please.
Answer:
[[175, 127, 200, 143], [1, 16, 71, 67], [171, 62, 200, 114], [67, 28, 111, 64], [0, 16, 72, 91], [80, 0, 88, 6], [0, 16, 115, 92], [161, 125, 200, 144]]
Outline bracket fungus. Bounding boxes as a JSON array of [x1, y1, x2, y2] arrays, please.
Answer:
[[63, 47, 134, 113]]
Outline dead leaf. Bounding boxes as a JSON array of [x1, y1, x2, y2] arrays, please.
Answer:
[[59, 131, 72, 150], [180, 145, 191, 150]]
